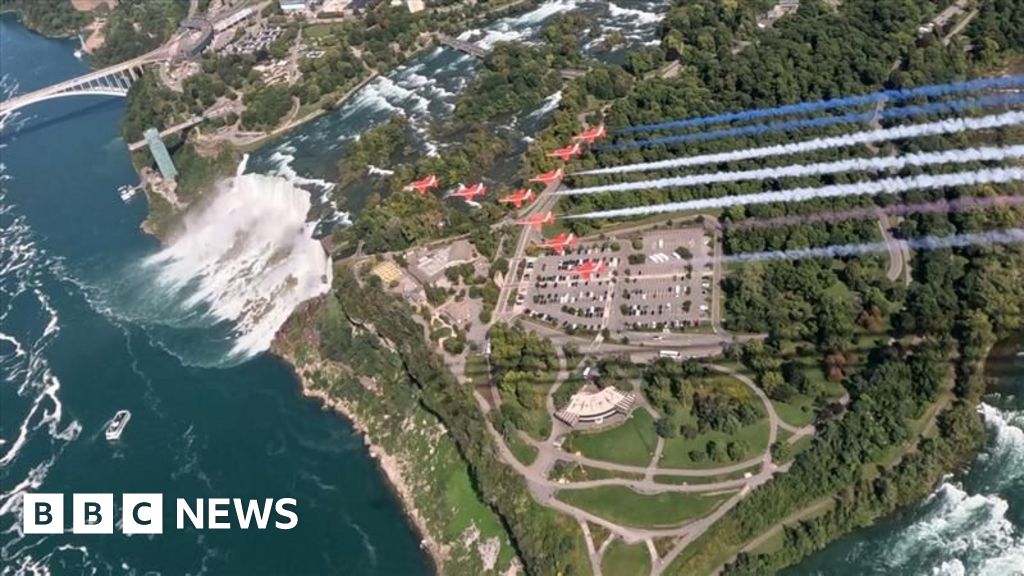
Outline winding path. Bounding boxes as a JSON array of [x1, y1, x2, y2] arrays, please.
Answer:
[[472, 361, 793, 572]]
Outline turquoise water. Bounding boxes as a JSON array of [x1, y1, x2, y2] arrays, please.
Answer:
[[0, 2, 674, 573], [0, 15, 431, 575], [785, 340, 1024, 575]]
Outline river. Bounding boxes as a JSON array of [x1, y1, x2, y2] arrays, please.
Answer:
[[784, 336, 1024, 576], [0, 1, 666, 574], [13, 2, 1009, 575]]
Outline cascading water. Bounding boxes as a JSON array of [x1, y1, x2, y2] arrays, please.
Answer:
[[143, 174, 331, 362]]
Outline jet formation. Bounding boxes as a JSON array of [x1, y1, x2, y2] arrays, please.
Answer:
[[399, 125, 605, 252]]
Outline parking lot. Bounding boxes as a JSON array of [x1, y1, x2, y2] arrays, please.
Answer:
[[516, 227, 715, 336]]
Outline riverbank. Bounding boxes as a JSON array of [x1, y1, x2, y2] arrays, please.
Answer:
[[273, 304, 448, 573], [272, 295, 524, 575]]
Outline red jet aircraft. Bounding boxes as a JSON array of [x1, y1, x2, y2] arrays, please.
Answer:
[[403, 174, 440, 195], [528, 168, 564, 185], [449, 182, 487, 203], [537, 232, 577, 255], [546, 143, 583, 161], [517, 211, 555, 231], [498, 188, 536, 209], [569, 260, 608, 281], [572, 124, 607, 144]]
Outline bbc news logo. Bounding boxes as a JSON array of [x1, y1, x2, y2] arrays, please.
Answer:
[[23, 494, 298, 534]]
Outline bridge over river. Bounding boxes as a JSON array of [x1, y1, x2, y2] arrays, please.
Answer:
[[0, 11, 217, 118]]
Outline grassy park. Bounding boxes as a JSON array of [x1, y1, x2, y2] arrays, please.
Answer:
[[602, 539, 651, 576], [566, 408, 659, 467], [557, 486, 730, 528]]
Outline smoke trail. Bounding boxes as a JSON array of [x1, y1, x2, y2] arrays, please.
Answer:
[[619, 75, 1024, 134], [570, 168, 1024, 219], [720, 228, 1024, 264], [562, 145, 1024, 196], [605, 94, 1024, 151], [574, 111, 1024, 176], [727, 195, 1024, 231]]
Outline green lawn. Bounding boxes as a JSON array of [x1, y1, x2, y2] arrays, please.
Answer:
[[602, 539, 651, 576], [508, 434, 539, 466], [557, 486, 730, 528], [772, 395, 817, 428], [442, 450, 517, 567], [304, 23, 338, 38], [553, 462, 644, 482], [660, 418, 770, 469], [464, 353, 489, 386], [568, 408, 658, 467], [780, 434, 815, 465], [653, 464, 761, 485], [749, 530, 786, 556]]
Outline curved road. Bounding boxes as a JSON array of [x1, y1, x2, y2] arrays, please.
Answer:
[[473, 361, 796, 573]]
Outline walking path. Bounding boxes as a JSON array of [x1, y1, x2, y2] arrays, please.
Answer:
[[472, 360, 793, 573]]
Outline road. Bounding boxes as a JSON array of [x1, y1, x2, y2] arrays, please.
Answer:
[[493, 179, 562, 319], [471, 359, 791, 574], [711, 497, 835, 575], [878, 212, 910, 284]]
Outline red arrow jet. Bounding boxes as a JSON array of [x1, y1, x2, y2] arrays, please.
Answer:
[[569, 260, 608, 281], [537, 232, 577, 255], [517, 211, 555, 231], [403, 174, 439, 195], [546, 143, 583, 161], [449, 182, 487, 203], [528, 168, 564, 185], [498, 188, 536, 209], [572, 124, 607, 144]]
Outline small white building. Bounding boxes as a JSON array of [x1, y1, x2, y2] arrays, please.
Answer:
[[556, 386, 635, 427], [279, 0, 309, 12]]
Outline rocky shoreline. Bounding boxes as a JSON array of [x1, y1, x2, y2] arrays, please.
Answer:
[[276, 346, 448, 574]]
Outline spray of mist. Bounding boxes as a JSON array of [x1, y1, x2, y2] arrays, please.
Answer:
[[726, 195, 1024, 231], [570, 168, 1024, 219], [145, 173, 332, 360], [575, 111, 1024, 177], [605, 94, 1024, 151], [561, 145, 1024, 196], [719, 228, 1024, 264], [619, 75, 1024, 134]]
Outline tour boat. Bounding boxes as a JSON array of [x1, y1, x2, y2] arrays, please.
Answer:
[[105, 410, 131, 441]]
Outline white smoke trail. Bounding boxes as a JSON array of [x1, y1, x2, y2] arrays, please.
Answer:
[[561, 146, 1024, 196], [571, 168, 1024, 219], [575, 111, 1024, 176], [719, 228, 1024, 264]]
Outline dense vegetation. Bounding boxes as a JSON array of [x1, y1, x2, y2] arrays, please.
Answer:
[[340, 14, 634, 255], [484, 0, 1024, 572], [454, 14, 588, 121], [92, 0, 188, 67], [488, 322, 560, 439], [1, 0, 93, 36], [316, 267, 592, 574], [240, 85, 293, 130], [338, 115, 410, 185]]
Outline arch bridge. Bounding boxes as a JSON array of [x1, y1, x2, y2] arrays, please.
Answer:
[[0, 51, 171, 117]]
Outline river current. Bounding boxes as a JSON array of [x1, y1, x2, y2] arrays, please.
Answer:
[[0, 1, 665, 574], [2, 0, 1021, 574]]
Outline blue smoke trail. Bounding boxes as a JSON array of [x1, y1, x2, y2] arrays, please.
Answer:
[[603, 93, 1024, 152], [722, 228, 1024, 264], [618, 75, 1024, 134]]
